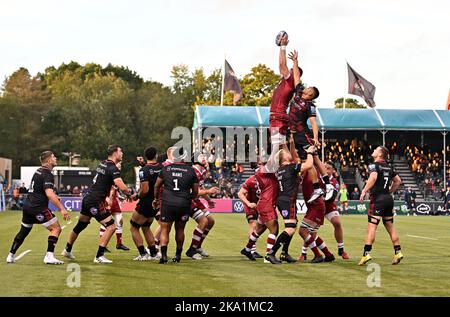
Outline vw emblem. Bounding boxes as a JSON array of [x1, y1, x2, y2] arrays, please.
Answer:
[[234, 201, 244, 212]]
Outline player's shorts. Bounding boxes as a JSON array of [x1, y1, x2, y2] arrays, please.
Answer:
[[304, 198, 325, 226], [269, 113, 289, 139], [160, 203, 191, 223], [22, 206, 57, 228], [340, 200, 348, 205], [369, 194, 394, 218], [256, 202, 278, 224], [293, 132, 314, 160], [135, 201, 157, 218], [110, 199, 121, 214], [81, 198, 111, 222], [244, 205, 258, 222], [276, 197, 297, 221]]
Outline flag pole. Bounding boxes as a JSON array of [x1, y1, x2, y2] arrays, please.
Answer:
[[344, 59, 347, 109], [220, 57, 225, 106]]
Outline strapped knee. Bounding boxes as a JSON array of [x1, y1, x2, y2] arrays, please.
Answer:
[[382, 217, 394, 224], [368, 215, 381, 225], [130, 219, 142, 228], [300, 220, 317, 233], [73, 221, 89, 234], [103, 218, 115, 228]]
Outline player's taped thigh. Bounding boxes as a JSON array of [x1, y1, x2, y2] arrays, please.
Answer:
[[142, 219, 153, 227], [368, 215, 381, 225], [284, 220, 298, 228], [300, 220, 318, 233], [130, 219, 142, 228], [382, 217, 394, 224], [73, 220, 90, 234], [192, 208, 204, 221], [203, 210, 211, 218], [103, 218, 115, 228]]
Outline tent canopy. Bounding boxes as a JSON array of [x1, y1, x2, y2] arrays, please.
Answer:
[[193, 106, 449, 131]]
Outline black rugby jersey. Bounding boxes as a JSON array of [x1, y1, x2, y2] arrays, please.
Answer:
[[25, 167, 55, 211], [137, 162, 162, 205], [368, 161, 398, 197], [276, 163, 302, 201], [86, 160, 121, 201], [158, 163, 198, 206]]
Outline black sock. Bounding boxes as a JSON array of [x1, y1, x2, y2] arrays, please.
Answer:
[[338, 247, 344, 256], [47, 236, 58, 253], [176, 248, 182, 256], [394, 245, 401, 254], [322, 175, 330, 184], [161, 246, 168, 257], [138, 245, 146, 256], [10, 240, 22, 254], [271, 231, 290, 255], [313, 182, 320, 190], [148, 245, 157, 257], [65, 242, 73, 252], [282, 234, 293, 253], [96, 246, 106, 258], [363, 244, 372, 256]]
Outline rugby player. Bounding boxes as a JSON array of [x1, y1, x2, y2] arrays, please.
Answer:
[[358, 146, 403, 265], [153, 149, 199, 264], [62, 145, 133, 264], [6, 151, 70, 264]]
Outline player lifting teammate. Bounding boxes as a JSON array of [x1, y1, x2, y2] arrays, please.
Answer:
[[62, 145, 133, 264], [129, 147, 162, 261], [267, 134, 315, 263], [185, 154, 219, 260], [238, 163, 262, 258], [153, 149, 199, 264], [358, 146, 403, 266], [299, 161, 349, 261], [6, 151, 70, 264]]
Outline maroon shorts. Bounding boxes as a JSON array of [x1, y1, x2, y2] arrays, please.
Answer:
[[269, 114, 289, 136], [110, 199, 121, 214], [257, 203, 277, 224], [304, 199, 325, 226], [244, 206, 258, 222], [325, 201, 337, 214]]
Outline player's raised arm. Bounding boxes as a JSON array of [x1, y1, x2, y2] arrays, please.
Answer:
[[279, 35, 290, 78], [288, 50, 302, 87]]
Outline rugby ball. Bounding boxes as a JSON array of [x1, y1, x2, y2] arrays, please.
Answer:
[[275, 31, 288, 46]]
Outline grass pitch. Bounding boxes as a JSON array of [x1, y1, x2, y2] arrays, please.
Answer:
[[0, 211, 449, 297]]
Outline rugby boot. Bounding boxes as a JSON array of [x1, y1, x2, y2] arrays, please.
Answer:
[[392, 252, 404, 265], [264, 253, 282, 264], [240, 248, 256, 261], [358, 254, 372, 266], [280, 252, 297, 263]]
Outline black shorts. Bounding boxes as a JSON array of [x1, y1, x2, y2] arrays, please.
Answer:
[[22, 206, 57, 227], [80, 198, 111, 222], [277, 198, 297, 220], [369, 194, 394, 218], [136, 201, 157, 218], [160, 203, 191, 223], [293, 132, 314, 160]]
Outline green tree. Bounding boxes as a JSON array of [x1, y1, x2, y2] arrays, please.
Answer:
[[239, 64, 279, 107], [334, 98, 366, 108]]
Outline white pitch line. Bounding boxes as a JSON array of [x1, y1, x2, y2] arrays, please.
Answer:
[[15, 250, 32, 261], [61, 225, 66, 229], [75, 216, 79, 219], [406, 234, 438, 241], [67, 221, 72, 224]]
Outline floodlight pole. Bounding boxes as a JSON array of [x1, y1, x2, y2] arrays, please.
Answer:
[[381, 130, 387, 147]]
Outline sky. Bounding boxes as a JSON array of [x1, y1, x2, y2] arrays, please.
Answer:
[[0, 0, 449, 109]]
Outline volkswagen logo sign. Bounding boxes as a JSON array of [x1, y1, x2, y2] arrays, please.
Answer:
[[416, 203, 431, 214], [233, 201, 245, 213]]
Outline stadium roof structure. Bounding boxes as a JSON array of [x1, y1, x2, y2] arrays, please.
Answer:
[[193, 106, 450, 131]]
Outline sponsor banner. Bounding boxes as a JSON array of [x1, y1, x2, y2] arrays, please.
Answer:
[[49, 197, 446, 215], [49, 197, 82, 212]]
